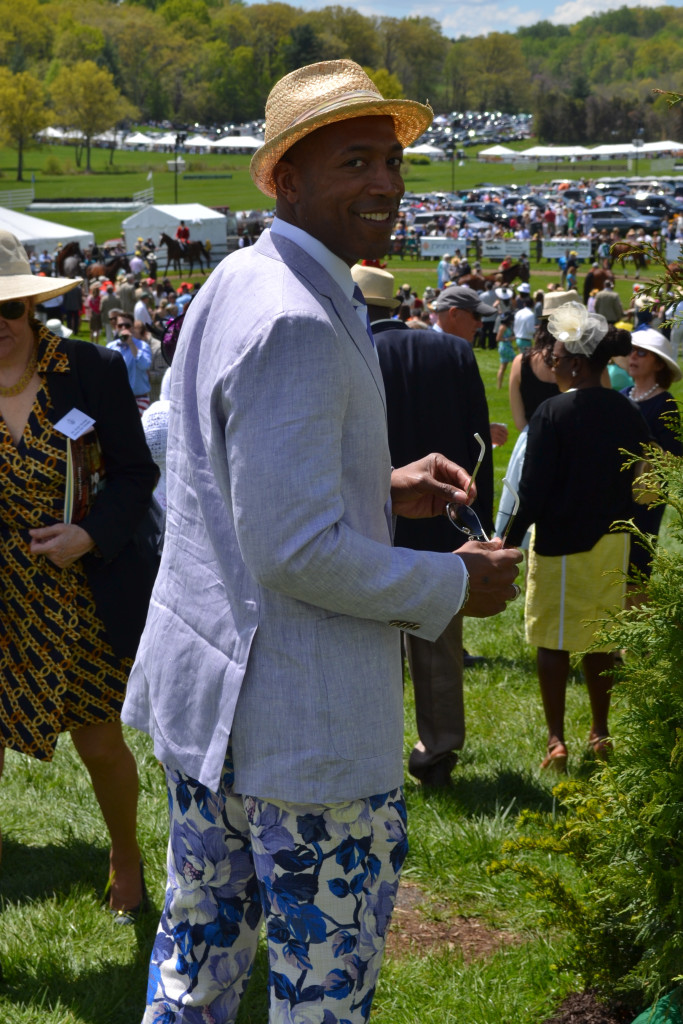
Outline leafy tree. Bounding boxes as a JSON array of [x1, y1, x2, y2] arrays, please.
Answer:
[[307, 6, 381, 68], [0, 0, 51, 71], [463, 33, 532, 112], [283, 22, 325, 73], [50, 60, 137, 170], [0, 68, 49, 180], [54, 17, 106, 65], [365, 67, 404, 99], [158, 0, 211, 36]]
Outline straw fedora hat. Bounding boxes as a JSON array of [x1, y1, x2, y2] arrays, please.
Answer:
[[631, 327, 682, 382], [350, 264, 399, 309], [0, 230, 82, 303], [250, 60, 433, 198]]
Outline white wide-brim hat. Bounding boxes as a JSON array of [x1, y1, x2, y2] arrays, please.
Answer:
[[0, 230, 82, 303], [45, 318, 73, 338], [350, 264, 399, 309], [495, 287, 513, 301], [632, 327, 682, 382], [250, 60, 433, 198]]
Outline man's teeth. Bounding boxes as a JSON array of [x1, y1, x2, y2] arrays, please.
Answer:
[[360, 212, 389, 221]]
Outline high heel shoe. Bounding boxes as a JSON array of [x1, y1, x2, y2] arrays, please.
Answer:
[[106, 860, 148, 926], [540, 740, 568, 773]]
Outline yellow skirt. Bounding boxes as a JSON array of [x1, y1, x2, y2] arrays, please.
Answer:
[[525, 531, 628, 652]]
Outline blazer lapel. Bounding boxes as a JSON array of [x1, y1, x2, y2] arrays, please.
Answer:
[[260, 231, 387, 413]]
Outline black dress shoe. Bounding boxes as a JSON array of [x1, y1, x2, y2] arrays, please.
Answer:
[[463, 649, 486, 668], [412, 755, 457, 788]]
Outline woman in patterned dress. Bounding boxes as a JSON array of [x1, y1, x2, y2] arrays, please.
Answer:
[[0, 231, 158, 922]]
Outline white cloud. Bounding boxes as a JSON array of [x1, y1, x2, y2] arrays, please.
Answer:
[[551, 0, 663, 25], [439, 3, 546, 37]]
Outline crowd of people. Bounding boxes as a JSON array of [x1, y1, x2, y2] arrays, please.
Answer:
[[0, 57, 681, 1024]]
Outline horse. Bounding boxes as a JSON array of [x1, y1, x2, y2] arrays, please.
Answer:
[[582, 268, 615, 303], [499, 261, 530, 286], [159, 233, 210, 275], [86, 254, 130, 281], [56, 241, 85, 278], [609, 242, 649, 279]]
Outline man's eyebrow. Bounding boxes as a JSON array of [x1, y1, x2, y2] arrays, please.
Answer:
[[339, 141, 404, 155]]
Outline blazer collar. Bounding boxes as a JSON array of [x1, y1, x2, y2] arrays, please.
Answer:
[[255, 230, 386, 412]]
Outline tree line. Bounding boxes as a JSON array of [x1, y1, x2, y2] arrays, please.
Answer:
[[0, 0, 682, 180]]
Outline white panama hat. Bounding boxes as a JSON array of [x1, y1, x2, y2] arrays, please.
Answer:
[[0, 230, 82, 304]]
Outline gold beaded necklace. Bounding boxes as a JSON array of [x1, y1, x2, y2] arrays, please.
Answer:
[[0, 342, 38, 398]]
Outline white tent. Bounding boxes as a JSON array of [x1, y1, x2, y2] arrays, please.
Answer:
[[121, 203, 227, 256], [641, 140, 683, 153], [184, 134, 214, 149], [0, 207, 94, 253], [478, 144, 517, 159], [124, 132, 155, 147], [210, 135, 262, 150], [404, 143, 447, 160]]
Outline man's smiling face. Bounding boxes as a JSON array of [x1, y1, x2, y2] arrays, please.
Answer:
[[273, 115, 405, 267]]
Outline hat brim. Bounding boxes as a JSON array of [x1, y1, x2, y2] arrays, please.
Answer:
[[0, 274, 83, 304], [368, 294, 401, 309], [633, 338, 682, 381], [250, 98, 434, 198]]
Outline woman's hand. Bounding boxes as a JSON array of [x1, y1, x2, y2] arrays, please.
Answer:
[[29, 523, 95, 568]]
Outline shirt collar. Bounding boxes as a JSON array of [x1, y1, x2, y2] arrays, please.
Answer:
[[270, 217, 355, 304]]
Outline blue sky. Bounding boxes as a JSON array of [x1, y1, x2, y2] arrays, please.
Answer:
[[289, 0, 680, 39]]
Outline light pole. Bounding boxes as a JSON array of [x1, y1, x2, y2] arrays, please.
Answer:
[[174, 132, 186, 204]]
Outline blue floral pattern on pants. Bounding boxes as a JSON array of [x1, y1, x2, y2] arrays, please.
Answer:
[[144, 754, 408, 1023]]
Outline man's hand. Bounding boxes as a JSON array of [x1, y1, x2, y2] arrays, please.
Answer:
[[29, 523, 95, 568], [391, 453, 474, 519], [490, 422, 508, 447], [457, 537, 522, 618]]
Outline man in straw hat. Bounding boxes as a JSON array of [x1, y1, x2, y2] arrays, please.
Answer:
[[123, 59, 521, 1023]]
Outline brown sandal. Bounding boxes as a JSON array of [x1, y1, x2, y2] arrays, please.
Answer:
[[587, 734, 612, 760], [540, 740, 568, 773]]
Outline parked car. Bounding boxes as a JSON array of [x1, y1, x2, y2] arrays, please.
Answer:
[[588, 206, 662, 234]]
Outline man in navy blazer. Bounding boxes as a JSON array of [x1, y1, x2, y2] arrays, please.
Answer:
[[356, 270, 498, 788], [123, 60, 521, 1023]]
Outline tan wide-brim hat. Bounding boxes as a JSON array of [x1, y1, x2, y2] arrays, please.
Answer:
[[541, 289, 581, 316], [351, 264, 399, 309], [631, 327, 682, 382], [250, 60, 433, 198], [0, 230, 82, 303]]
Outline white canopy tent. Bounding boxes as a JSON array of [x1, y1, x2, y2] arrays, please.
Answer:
[[124, 131, 155, 147], [210, 135, 262, 150], [0, 207, 94, 253], [478, 144, 517, 159], [404, 143, 447, 160], [121, 203, 227, 256], [184, 134, 214, 149]]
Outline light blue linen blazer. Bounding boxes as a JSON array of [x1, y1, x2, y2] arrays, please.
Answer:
[[122, 230, 467, 802]]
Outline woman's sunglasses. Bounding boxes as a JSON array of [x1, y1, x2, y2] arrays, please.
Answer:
[[0, 300, 27, 320]]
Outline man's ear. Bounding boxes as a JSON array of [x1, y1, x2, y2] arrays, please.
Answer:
[[273, 158, 299, 207]]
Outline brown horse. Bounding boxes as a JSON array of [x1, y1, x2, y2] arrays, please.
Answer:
[[159, 232, 210, 275], [582, 268, 615, 303], [457, 262, 529, 291], [609, 243, 648, 279], [56, 241, 85, 278], [86, 254, 130, 281]]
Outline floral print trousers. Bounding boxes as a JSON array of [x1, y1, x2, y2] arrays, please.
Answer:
[[143, 753, 408, 1023]]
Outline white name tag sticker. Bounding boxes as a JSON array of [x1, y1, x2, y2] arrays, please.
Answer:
[[54, 408, 96, 441]]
